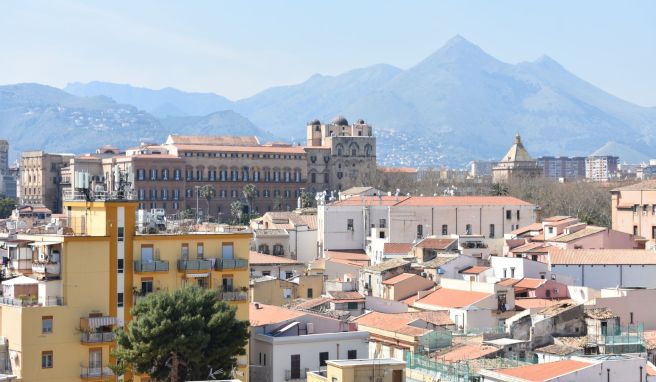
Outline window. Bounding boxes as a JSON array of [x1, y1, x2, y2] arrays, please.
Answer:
[[307, 288, 313, 298], [197, 243, 204, 259], [417, 224, 423, 239], [347, 350, 357, 359], [222, 276, 234, 292], [442, 224, 448, 235], [347, 219, 354, 231], [222, 243, 234, 259], [503, 268, 507, 278], [117, 293, 124, 308], [506, 210, 511, 220], [465, 224, 472, 235], [379, 219, 386, 228], [117, 227, 124, 242], [42, 316, 53, 334], [319, 352, 329, 367], [510, 267, 515, 278], [141, 278, 153, 295], [117, 259, 124, 274], [548, 227, 554, 234], [630, 312, 634, 324], [141, 245, 154, 262], [283, 288, 293, 299], [516, 210, 520, 219], [634, 225, 639, 235], [181, 244, 189, 259], [489, 224, 495, 238], [42, 351, 53, 368], [347, 302, 358, 310]]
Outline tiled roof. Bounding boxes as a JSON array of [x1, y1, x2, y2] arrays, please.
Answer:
[[363, 258, 410, 273], [328, 291, 365, 301], [254, 228, 288, 236], [342, 186, 376, 195], [549, 226, 607, 243], [510, 223, 544, 235], [383, 243, 414, 254], [325, 250, 369, 261], [460, 266, 490, 275], [249, 251, 304, 265], [380, 167, 418, 173], [327, 258, 366, 268], [549, 248, 656, 265], [422, 255, 460, 268], [354, 311, 453, 337], [554, 336, 588, 349], [543, 216, 573, 222], [490, 359, 592, 381], [382, 273, 428, 285], [514, 298, 573, 310], [644, 330, 656, 350], [647, 361, 656, 377], [415, 288, 492, 309], [514, 278, 547, 289], [498, 135, 534, 163], [172, 143, 306, 154], [249, 303, 304, 326], [293, 297, 331, 310], [612, 180, 656, 191], [534, 344, 580, 356], [330, 195, 410, 206], [584, 307, 617, 320], [538, 302, 580, 317], [416, 238, 458, 249], [434, 344, 500, 363], [510, 242, 548, 253]]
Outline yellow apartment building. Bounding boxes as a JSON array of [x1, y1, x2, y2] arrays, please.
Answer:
[[0, 194, 250, 382], [307, 359, 405, 382]]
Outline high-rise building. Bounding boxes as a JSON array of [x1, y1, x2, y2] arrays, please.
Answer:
[[0, 190, 251, 381], [0, 140, 16, 198], [538, 156, 586, 180], [20, 151, 73, 212], [585, 155, 619, 182]]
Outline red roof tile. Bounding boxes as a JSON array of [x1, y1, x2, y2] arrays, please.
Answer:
[[355, 311, 453, 337], [383, 243, 414, 254], [328, 291, 365, 301], [395, 196, 533, 207], [549, 248, 656, 265], [415, 288, 492, 309], [249, 251, 304, 265], [460, 266, 491, 275], [492, 359, 593, 381], [435, 344, 500, 363], [510, 223, 544, 235], [382, 273, 430, 285], [515, 298, 574, 310], [416, 238, 458, 250], [325, 250, 369, 261], [514, 278, 547, 289], [249, 303, 304, 326]]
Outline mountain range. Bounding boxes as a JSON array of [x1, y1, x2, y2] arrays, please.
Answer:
[[3, 35, 655, 166]]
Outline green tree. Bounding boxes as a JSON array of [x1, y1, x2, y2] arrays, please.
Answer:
[[0, 198, 16, 219], [490, 183, 509, 196], [112, 286, 248, 382], [300, 191, 315, 208], [198, 185, 216, 220], [242, 184, 256, 220], [230, 200, 243, 225]]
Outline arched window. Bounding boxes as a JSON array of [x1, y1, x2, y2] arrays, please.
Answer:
[[273, 244, 284, 256]]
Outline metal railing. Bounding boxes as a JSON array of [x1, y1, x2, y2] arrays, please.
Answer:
[[80, 366, 114, 379], [64, 189, 136, 202], [218, 290, 249, 301], [177, 259, 213, 271], [80, 332, 116, 344], [215, 258, 248, 270], [285, 368, 309, 381], [0, 296, 64, 307], [134, 260, 170, 272]]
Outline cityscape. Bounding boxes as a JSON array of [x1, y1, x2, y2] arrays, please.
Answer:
[[1, 1, 656, 382]]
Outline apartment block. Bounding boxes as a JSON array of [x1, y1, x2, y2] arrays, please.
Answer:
[[20, 151, 73, 213], [585, 155, 619, 182], [537, 156, 586, 180]]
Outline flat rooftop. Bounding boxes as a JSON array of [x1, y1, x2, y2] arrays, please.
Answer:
[[326, 358, 405, 367]]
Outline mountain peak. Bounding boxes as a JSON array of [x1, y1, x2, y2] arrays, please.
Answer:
[[533, 54, 564, 69], [410, 34, 501, 71]]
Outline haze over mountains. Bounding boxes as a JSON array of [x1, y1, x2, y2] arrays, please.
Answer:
[[2, 36, 654, 166]]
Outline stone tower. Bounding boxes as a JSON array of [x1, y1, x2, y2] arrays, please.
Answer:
[[492, 134, 542, 183]]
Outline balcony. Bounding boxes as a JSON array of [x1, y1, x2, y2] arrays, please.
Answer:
[[80, 331, 115, 344], [177, 259, 212, 271], [214, 258, 248, 270], [0, 296, 64, 307], [218, 290, 249, 301], [285, 368, 309, 381], [31, 261, 60, 276], [80, 366, 114, 380], [134, 260, 170, 273]]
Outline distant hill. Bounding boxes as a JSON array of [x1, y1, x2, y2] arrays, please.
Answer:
[[0, 84, 267, 159], [591, 141, 651, 164], [64, 81, 234, 117]]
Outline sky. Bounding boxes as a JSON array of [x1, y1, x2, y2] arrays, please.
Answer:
[[0, 1, 654, 106]]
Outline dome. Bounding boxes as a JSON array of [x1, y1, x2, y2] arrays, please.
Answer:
[[331, 115, 349, 126], [308, 119, 321, 125], [357, 119, 365, 124]]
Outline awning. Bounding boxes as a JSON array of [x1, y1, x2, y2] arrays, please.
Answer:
[[87, 316, 116, 329], [185, 273, 209, 278], [28, 241, 61, 247]]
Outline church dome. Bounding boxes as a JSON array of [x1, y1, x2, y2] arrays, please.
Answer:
[[331, 115, 349, 126]]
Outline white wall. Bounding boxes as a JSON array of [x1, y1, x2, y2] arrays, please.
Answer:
[[591, 289, 656, 330], [552, 264, 656, 289]]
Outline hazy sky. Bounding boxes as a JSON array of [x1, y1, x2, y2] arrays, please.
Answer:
[[1, 1, 654, 106]]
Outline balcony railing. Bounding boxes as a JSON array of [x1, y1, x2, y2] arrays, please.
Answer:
[[80, 332, 116, 344], [31, 262, 61, 275], [80, 366, 114, 379], [285, 368, 309, 381], [218, 290, 249, 301], [177, 259, 213, 271], [134, 260, 170, 272], [215, 258, 248, 270], [0, 296, 64, 307]]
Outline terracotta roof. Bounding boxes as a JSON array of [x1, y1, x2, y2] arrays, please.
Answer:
[[514, 278, 547, 289], [647, 362, 656, 377], [383, 243, 414, 254], [515, 299, 573, 310], [534, 344, 580, 356], [293, 297, 331, 310], [415, 288, 492, 309], [325, 250, 369, 261], [249, 251, 304, 265], [460, 266, 490, 275], [510, 242, 548, 253], [554, 336, 587, 349], [497, 278, 521, 287], [416, 238, 458, 250], [549, 248, 656, 265], [327, 258, 366, 268], [380, 167, 418, 173], [330, 195, 410, 206], [538, 302, 580, 317], [612, 180, 656, 191], [328, 291, 365, 301], [584, 307, 617, 320], [354, 311, 453, 337], [422, 255, 460, 268], [490, 359, 593, 381], [167, 135, 260, 146], [434, 344, 500, 363], [382, 273, 429, 285], [543, 216, 573, 222], [549, 226, 607, 243], [249, 303, 304, 326], [644, 330, 656, 350], [363, 258, 410, 273], [342, 186, 377, 195], [510, 223, 544, 235], [395, 196, 533, 207]]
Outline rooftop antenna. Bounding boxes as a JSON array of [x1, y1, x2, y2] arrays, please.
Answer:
[[114, 168, 132, 200]]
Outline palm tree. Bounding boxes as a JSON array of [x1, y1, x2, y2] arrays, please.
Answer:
[[242, 184, 256, 220], [198, 185, 215, 220]]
